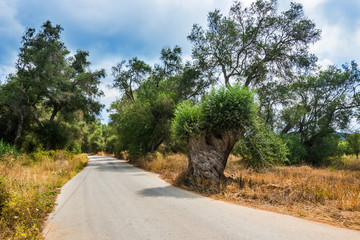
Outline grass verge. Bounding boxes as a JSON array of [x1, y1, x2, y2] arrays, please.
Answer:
[[132, 152, 360, 231], [0, 150, 88, 239]]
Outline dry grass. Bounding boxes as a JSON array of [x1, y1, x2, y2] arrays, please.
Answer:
[[96, 151, 114, 157], [134, 152, 360, 231], [0, 150, 88, 239], [134, 152, 187, 184]]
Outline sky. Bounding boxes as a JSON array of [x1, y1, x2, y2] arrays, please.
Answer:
[[1, 0, 360, 123]]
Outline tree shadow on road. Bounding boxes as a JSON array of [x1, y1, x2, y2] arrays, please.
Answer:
[[137, 186, 201, 199]]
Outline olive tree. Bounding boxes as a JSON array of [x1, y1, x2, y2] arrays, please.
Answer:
[[172, 85, 257, 183], [10, 21, 104, 150], [188, 0, 320, 87]]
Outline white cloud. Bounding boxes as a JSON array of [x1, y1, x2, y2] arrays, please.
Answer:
[[0, 64, 16, 84], [295, 0, 327, 9], [98, 82, 121, 123], [49, 0, 235, 44], [0, 0, 24, 38], [316, 58, 333, 69], [309, 20, 360, 67], [0, 0, 24, 81]]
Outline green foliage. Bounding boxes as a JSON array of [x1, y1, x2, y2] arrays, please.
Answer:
[[112, 101, 152, 158], [71, 141, 82, 154], [87, 123, 105, 153], [172, 85, 287, 168], [188, 0, 320, 86], [109, 46, 215, 159], [306, 134, 341, 165], [337, 141, 350, 155], [280, 62, 360, 165], [346, 133, 360, 158], [281, 134, 307, 165], [171, 101, 201, 141], [112, 57, 151, 102], [0, 140, 18, 158], [0, 21, 104, 151], [201, 85, 255, 135], [111, 90, 175, 159], [172, 85, 255, 140], [233, 117, 289, 168]]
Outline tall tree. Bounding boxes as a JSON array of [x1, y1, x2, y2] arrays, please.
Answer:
[[171, 85, 286, 182], [110, 46, 216, 158], [280, 62, 360, 164], [0, 76, 30, 144], [13, 21, 104, 150], [112, 57, 151, 103], [347, 133, 360, 158], [188, 0, 320, 87]]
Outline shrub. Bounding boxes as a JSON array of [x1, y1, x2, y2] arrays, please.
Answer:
[[307, 134, 341, 165], [233, 117, 289, 168], [281, 134, 307, 165], [201, 85, 255, 135], [172, 85, 256, 140], [0, 139, 18, 159], [171, 101, 201, 141]]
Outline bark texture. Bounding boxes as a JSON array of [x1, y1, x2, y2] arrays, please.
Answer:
[[187, 132, 238, 183]]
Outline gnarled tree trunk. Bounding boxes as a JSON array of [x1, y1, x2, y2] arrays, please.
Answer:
[[187, 132, 238, 183]]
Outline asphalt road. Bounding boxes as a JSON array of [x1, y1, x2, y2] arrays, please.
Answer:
[[43, 156, 360, 240]]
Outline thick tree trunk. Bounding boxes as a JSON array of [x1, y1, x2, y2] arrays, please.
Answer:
[[45, 105, 60, 151], [187, 132, 238, 184], [14, 112, 24, 145]]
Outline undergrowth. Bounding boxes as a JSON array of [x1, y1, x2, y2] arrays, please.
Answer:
[[0, 150, 88, 239]]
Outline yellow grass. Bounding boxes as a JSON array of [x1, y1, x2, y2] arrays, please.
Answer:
[[0, 150, 88, 239], [134, 152, 187, 183], [134, 152, 360, 231]]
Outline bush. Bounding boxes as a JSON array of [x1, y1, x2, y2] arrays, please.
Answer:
[[233, 117, 289, 168], [0, 139, 18, 158], [172, 85, 256, 140], [337, 141, 350, 155], [171, 101, 201, 141], [71, 141, 82, 154], [281, 134, 307, 165], [201, 85, 255, 135], [307, 134, 341, 165]]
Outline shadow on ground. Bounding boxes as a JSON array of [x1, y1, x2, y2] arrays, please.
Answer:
[[137, 186, 200, 199]]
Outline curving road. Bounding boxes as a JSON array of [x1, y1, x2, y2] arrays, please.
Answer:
[[43, 156, 360, 240]]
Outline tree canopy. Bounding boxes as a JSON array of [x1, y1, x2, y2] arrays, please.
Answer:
[[188, 0, 320, 87], [0, 21, 104, 151]]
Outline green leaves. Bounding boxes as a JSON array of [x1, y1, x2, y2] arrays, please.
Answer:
[[201, 85, 255, 134], [233, 116, 289, 168], [171, 85, 256, 140], [0, 21, 105, 150], [171, 101, 201, 141], [172, 85, 289, 169], [112, 57, 151, 103], [188, 0, 321, 87]]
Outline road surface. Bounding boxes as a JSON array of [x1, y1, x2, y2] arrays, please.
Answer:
[[43, 156, 360, 240]]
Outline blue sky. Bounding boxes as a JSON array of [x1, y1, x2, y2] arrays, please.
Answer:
[[1, 0, 360, 123]]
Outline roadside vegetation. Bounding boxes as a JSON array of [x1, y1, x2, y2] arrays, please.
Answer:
[[130, 151, 360, 230], [1, 0, 360, 236], [104, 0, 360, 230], [0, 19, 105, 240], [0, 148, 87, 239]]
